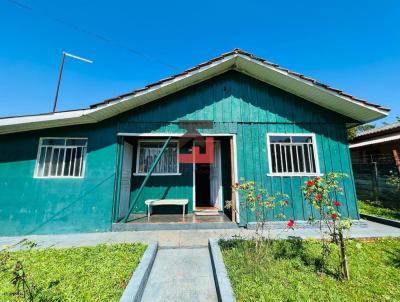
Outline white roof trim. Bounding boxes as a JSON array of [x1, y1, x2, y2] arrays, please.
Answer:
[[0, 53, 388, 135], [349, 133, 400, 148]]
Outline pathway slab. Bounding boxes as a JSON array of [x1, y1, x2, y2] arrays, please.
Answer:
[[141, 247, 218, 302], [1, 220, 399, 250]]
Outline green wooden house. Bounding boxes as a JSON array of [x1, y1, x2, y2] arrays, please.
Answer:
[[0, 49, 389, 235]]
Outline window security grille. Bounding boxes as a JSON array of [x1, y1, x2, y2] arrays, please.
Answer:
[[35, 138, 87, 178], [268, 135, 319, 175], [136, 141, 178, 175]]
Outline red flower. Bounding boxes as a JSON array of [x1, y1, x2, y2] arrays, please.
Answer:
[[331, 213, 337, 220], [306, 180, 313, 187], [257, 195, 262, 199], [287, 219, 295, 228], [334, 201, 341, 207], [235, 182, 240, 187], [314, 176, 320, 181], [282, 201, 288, 206], [315, 194, 322, 201]]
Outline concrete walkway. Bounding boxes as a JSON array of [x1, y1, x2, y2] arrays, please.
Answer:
[[1, 220, 400, 301], [1, 220, 400, 250], [141, 247, 218, 302]]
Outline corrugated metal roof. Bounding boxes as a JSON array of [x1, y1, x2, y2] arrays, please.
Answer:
[[0, 48, 390, 135], [350, 132, 400, 148], [355, 122, 400, 138], [90, 48, 390, 112]]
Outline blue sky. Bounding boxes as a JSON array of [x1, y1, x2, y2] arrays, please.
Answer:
[[1, 0, 399, 125]]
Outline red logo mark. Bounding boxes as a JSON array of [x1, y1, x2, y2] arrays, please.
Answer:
[[178, 120, 214, 164]]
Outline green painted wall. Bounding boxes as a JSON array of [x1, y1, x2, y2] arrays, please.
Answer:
[[0, 70, 359, 235], [129, 139, 194, 214], [0, 122, 118, 235], [116, 71, 359, 225]]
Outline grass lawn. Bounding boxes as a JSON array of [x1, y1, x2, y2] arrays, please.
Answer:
[[358, 200, 400, 221], [0, 243, 146, 302], [220, 238, 400, 302]]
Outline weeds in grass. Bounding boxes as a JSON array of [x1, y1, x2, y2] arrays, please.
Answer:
[[387, 172, 400, 191], [385, 247, 400, 268], [221, 239, 400, 302], [359, 200, 400, 221]]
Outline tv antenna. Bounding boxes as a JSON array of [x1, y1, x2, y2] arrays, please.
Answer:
[[53, 51, 93, 112]]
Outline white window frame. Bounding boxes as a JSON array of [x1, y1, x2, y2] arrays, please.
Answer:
[[34, 137, 88, 179], [134, 139, 181, 176], [266, 133, 321, 177]]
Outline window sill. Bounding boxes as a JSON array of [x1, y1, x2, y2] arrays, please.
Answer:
[[34, 176, 85, 179], [133, 173, 182, 176], [267, 173, 323, 177]]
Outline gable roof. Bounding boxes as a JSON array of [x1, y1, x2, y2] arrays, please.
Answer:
[[0, 49, 390, 135]]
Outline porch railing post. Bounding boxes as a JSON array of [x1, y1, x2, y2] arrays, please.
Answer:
[[122, 136, 172, 223], [113, 136, 125, 222]]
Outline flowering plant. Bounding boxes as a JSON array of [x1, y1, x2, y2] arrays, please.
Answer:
[[230, 179, 294, 248], [302, 172, 351, 280]]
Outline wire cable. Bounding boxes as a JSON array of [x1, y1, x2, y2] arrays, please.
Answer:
[[4, 0, 179, 71]]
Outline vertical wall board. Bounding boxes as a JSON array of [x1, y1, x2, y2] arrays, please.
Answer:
[[242, 123, 253, 222], [268, 124, 283, 219], [290, 124, 307, 220], [336, 126, 359, 219], [235, 124, 247, 225], [250, 123, 263, 221], [327, 124, 350, 217], [264, 123, 274, 221], [256, 123, 268, 219], [0, 122, 118, 236], [113, 136, 124, 222], [0, 70, 361, 235], [273, 123, 287, 219], [129, 139, 193, 214], [326, 124, 343, 204], [317, 126, 333, 216], [309, 124, 328, 219], [286, 123, 297, 220]]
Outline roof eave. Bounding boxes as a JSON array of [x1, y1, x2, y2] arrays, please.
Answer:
[[0, 50, 390, 135], [234, 55, 389, 123]]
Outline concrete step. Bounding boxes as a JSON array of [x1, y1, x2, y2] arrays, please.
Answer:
[[194, 210, 220, 216], [112, 221, 238, 232]]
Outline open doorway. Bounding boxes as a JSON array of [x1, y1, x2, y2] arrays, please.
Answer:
[[114, 134, 238, 223], [195, 163, 211, 208], [194, 139, 223, 213]]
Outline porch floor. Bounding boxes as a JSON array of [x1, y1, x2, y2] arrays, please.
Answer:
[[113, 213, 237, 231], [127, 213, 231, 224]]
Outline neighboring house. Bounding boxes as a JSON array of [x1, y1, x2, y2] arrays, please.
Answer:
[[350, 122, 400, 164], [0, 49, 389, 235], [350, 122, 400, 203]]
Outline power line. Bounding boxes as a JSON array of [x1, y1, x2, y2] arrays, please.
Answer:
[[4, 0, 179, 71]]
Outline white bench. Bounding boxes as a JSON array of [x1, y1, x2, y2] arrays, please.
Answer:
[[145, 199, 189, 220]]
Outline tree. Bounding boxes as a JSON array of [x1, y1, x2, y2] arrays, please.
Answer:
[[382, 117, 400, 126], [347, 123, 375, 141]]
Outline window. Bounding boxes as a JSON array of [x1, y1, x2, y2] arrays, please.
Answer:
[[35, 138, 87, 178], [136, 141, 179, 175], [267, 134, 320, 176]]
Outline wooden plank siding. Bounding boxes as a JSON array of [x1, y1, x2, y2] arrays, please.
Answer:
[[116, 71, 359, 225], [0, 70, 359, 235]]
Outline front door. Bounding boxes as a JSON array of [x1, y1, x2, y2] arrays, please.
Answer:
[[118, 141, 133, 220], [194, 139, 222, 210], [210, 140, 222, 210]]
